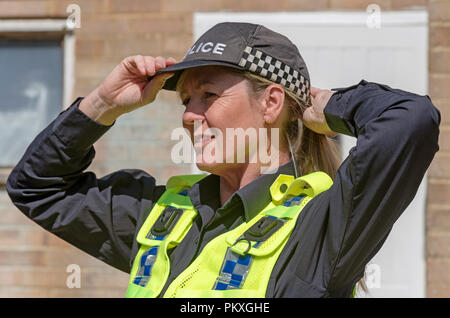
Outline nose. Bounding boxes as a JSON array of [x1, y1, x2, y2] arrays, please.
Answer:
[[182, 98, 206, 129]]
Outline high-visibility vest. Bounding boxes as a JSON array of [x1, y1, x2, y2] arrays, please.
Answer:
[[126, 172, 333, 298]]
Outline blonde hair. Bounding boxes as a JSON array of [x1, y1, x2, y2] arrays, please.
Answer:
[[237, 70, 341, 180]]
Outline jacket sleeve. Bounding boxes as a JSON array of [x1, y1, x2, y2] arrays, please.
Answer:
[[6, 98, 165, 273], [319, 80, 440, 292]]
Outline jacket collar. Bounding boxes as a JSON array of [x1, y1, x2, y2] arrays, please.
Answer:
[[188, 160, 298, 222]]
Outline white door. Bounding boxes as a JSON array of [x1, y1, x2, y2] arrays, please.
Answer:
[[194, 10, 428, 297]]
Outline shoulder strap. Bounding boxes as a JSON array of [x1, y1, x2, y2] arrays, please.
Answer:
[[136, 174, 207, 246], [227, 171, 333, 256], [127, 174, 208, 298], [166, 174, 208, 190], [270, 171, 333, 204]]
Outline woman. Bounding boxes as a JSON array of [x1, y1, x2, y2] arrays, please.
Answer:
[[7, 22, 440, 297]]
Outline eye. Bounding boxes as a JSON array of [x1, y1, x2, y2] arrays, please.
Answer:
[[204, 92, 217, 99], [181, 97, 190, 106]]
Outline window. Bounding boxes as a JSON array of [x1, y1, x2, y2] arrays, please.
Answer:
[[0, 19, 74, 179], [0, 39, 62, 166]]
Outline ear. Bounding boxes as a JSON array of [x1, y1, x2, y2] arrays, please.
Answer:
[[262, 84, 285, 125]]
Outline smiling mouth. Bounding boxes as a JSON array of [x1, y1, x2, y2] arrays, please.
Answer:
[[194, 135, 215, 148]]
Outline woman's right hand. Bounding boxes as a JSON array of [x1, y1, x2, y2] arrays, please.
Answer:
[[79, 55, 176, 126]]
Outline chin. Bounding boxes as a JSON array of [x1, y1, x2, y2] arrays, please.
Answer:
[[195, 159, 221, 174], [195, 157, 241, 175]]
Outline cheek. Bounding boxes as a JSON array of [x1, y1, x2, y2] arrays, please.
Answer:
[[210, 95, 261, 129], [208, 98, 264, 157]]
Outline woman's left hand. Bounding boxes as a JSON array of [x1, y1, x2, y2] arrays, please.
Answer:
[[302, 87, 338, 137]]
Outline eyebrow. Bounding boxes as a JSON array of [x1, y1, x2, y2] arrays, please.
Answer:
[[179, 79, 214, 96]]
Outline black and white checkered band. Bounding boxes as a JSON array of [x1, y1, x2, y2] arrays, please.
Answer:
[[239, 46, 311, 106]]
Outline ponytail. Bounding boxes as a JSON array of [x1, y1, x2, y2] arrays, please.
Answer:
[[290, 122, 341, 179], [243, 69, 341, 179]]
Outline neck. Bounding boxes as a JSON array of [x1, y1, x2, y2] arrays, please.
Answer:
[[218, 151, 291, 205]]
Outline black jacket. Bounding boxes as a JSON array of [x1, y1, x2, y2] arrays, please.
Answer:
[[6, 80, 440, 297]]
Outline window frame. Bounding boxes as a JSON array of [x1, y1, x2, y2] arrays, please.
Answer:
[[0, 19, 75, 183]]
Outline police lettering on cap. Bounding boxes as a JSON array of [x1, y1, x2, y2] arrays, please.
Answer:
[[185, 42, 227, 57], [150, 22, 311, 107]]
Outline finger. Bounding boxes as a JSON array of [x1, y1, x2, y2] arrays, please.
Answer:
[[154, 56, 167, 71], [301, 107, 313, 123], [143, 56, 156, 76], [166, 57, 177, 66], [310, 86, 321, 97], [143, 72, 174, 101], [142, 72, 174, 103], [134, 55, 147, 77], [122, 56, 142, 76]]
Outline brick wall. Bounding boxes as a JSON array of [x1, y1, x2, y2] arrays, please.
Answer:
[[0, 0, 448, 297], [426, 0, 450, 298]]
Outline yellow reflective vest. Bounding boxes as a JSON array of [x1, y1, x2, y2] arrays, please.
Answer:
[[126, 172, 333, 298]]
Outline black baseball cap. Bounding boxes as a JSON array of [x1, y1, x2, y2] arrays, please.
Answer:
[[151, 22, 311, 106]]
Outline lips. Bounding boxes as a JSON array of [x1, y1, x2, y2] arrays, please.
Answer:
[[194, 134, 215, 149]]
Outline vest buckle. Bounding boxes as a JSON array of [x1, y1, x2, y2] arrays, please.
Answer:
[[243, 216, 284, 242], [150, 207, 183, 237]]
